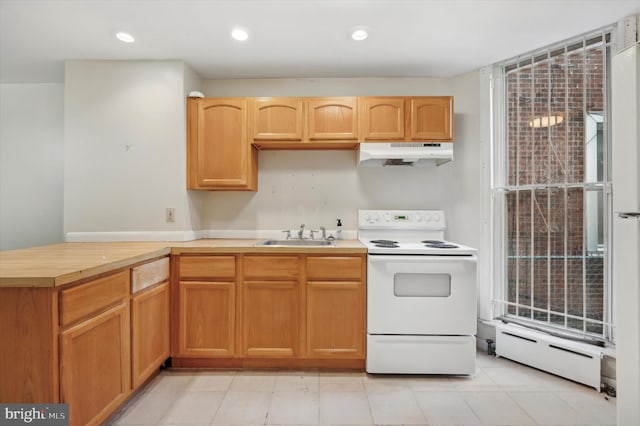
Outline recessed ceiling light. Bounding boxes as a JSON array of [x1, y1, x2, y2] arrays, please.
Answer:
[[231, 28, 249, 41], [115, 32, 135, 43], [351, 29, 368, 41]]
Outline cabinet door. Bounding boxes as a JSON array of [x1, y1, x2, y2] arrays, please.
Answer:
[[307, 281, 365, 358], [187, 98, 258, 191], [360, 97, 405, 140], [307, 97, 358, 140], [252, 98, 304, 141], [178, 281, 235, 357], [242, 281, 299, 357], [408, 96, 453, 141], [131, 281, 170, 388], [60, 301, 130, 426]]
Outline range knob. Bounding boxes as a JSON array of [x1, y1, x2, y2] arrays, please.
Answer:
[[425, 213, 433, 222], [365, 212, 379, 223]]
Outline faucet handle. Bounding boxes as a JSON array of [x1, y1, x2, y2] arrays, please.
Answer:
[[309, 230, 318, 240], [282, 230, 291, 239]]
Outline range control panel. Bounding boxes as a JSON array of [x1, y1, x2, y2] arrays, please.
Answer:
[[358, 210, 445, 230]]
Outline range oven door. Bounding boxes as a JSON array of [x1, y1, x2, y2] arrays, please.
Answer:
[[367, 254, 477, 335]]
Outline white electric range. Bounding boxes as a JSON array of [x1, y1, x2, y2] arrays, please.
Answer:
[[359, 209, 478, 375]]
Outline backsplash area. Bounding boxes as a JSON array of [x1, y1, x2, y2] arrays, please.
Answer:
[[201, 149, 462, 238]]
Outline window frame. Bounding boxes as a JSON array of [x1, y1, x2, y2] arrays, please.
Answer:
[[491, 28, 615, 343]]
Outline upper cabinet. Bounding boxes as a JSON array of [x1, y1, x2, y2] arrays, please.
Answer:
[[187, 98, 258, 191], [251, 98, 304, 141], [408, 96, 454, 141], [251, 97, 359, 149], [360, 97, 406, 140], [360, 96, 454, 142], [306, 97, 358, 142], [186, 95, 453, 191]]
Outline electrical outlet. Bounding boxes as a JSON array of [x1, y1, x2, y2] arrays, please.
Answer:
[[166, 208, 175, 223]]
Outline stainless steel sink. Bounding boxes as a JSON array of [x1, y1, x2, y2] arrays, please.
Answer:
[[255, 239, 335, 247]]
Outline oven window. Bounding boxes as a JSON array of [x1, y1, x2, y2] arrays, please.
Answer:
[[393, 273, 451, 297]]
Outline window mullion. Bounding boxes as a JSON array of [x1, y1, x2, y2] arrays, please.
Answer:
[[530, 58, 536, 322], [582, 37, 588, 334], [602, 33, 613, 340], [564, 43, 570, 330], [546, 55, 552, 324]]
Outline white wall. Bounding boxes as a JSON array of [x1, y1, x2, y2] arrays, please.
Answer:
[[0, 83, 64, 250], [440, 71, 482, 248], [64, 60, 194, 240], [200, 75, 482, 242], [3, 69, 482, 255], [37, 66, 482, 245], [202, 77, 452, 97]]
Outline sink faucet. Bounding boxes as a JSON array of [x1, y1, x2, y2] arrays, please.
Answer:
[[320, 226, 326, 240], [297, 224, 305, 239]]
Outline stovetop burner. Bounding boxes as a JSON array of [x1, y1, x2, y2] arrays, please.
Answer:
[[370, 239, 400, 248], [422, 240, 459, 249]]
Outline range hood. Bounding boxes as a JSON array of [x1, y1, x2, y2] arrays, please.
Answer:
[[357, 142, 453, 167]]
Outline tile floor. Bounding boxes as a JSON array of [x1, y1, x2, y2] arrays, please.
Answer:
[[109, 352, 616, 425]]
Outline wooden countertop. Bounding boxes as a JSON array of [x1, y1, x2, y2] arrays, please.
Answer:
[[0, 239, 366, 288]]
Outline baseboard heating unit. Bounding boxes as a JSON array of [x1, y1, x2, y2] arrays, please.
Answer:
[[495, 322, 604, 390]]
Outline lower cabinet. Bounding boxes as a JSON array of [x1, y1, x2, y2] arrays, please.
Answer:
[[242, 255, 300, 358], [178, 281, 236, 357], [306, 256, 366, 359], [0, 251, 365, 426], [242, 280, 300, 357], [58, 257, 169, 426], [173, 253, 365, 367], [306, 280, 365, 358], [131, 281, 170, 387], [60, 301, 131, 426], [176, 255, 237, 358]]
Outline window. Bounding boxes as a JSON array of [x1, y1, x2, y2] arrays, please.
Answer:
[[493, 29, 613, 342]]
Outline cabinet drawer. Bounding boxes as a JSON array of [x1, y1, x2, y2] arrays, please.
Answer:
[[180, 256, 236, 280], [244, 256, 299, 280], [306, 256, 363, 280], [60, 270, 130, 327], [132, 257, 169, 294]]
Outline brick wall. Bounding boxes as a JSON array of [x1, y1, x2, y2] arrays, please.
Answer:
[[504, 45, 605, 335]]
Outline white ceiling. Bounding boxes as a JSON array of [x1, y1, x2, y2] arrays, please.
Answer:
[[1, 0, 639, 83]]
